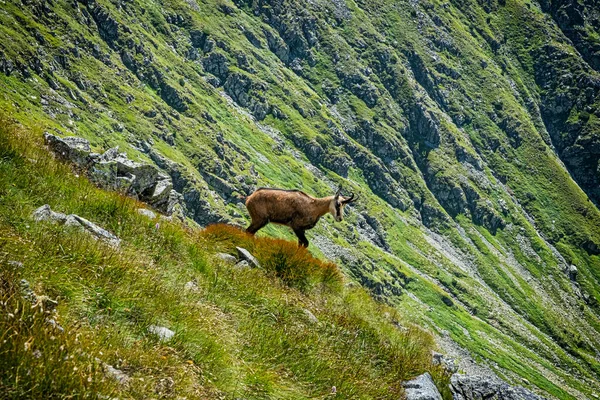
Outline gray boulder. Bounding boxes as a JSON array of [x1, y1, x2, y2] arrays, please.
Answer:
[[451, 374, 545, 400], [43, 134, 186, 216], [404, 372, 442, 400], [236, 247, 261, 268], [44, 132, 92, 167]]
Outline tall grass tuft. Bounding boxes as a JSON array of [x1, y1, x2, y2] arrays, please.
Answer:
[[201, 224, 343, 290], [0, 264, 116, 398]]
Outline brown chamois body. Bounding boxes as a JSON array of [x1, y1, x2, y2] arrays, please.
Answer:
[[245, 187, 356, 247]]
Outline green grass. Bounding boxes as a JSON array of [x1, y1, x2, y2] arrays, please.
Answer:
[[0, 114, 448, 398]]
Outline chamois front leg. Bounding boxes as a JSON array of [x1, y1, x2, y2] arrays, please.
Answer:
[[294, 229, 309, 248], [246, 219, 267, 235]]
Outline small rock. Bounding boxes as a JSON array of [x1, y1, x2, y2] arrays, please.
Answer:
[[184, 281, 199, 292], [235, 260, 250, 269], [33, 205, 120, 247], [236, 247, 261, 268], [19, 279, 37, 303], [432, 351, 458, 373], [46, 318, 65, 332], [303, 309, 319, 324], [155, 376, 175, 395], [104, 364, 130, 386], [137, 208, 157, 219], [32, 204, 67, 223], [216, 252, 237, 264], [7, 260, 24, 269], [404, 372, 442, 400], [148, 325, 175, 342]]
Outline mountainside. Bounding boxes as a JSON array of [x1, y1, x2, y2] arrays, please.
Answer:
[[1, 0, 600, 398]]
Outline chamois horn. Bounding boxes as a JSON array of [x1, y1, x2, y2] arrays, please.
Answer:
[[341, 192, 356, 204]]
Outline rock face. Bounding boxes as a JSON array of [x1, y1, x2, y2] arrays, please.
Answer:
[[450, 375, 545, 400], [404, 372, 442, 400], [44, 133, 184, 216]]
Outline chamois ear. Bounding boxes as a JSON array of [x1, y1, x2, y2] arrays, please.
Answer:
[[334, 185, 342, 200]]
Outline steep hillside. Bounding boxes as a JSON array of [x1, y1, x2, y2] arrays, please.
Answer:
[[1, 0, 599, 398]]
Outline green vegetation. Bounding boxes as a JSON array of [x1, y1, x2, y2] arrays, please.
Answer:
[[1, 0, 600, 398], [0, 116, 447, 398]]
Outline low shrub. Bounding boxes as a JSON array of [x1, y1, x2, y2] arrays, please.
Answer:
[[201, 223, 343, 290]]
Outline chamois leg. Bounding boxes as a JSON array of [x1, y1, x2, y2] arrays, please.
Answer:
[[246, 219, 267, 235], [294, 229, 309, 248]]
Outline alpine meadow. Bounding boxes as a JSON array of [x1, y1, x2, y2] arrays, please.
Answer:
[[1, 0, 600, 398]]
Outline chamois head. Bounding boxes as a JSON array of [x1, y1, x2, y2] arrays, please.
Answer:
[[329, 186, 357, 222]]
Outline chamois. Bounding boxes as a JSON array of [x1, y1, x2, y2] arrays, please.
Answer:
[[245, 187, 356, 247]]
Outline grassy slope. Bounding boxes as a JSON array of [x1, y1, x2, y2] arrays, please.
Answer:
[[0, 0, 599, 398], [0, 115, 449, 398]]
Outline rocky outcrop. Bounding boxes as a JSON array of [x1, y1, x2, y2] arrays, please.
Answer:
[[450, 375, 545, 400], [223, 72, 271, 120], [44, 133, 184, 216], [533, 43, 600, 207]]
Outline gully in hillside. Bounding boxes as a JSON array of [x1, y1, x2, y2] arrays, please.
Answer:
[[245, 186, 357, 247]]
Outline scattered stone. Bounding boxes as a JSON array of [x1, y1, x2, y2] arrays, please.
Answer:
[[104, 364, 130, 386], [404, 372, 442, 400], [7, 260, 24, 269], [46, 318, 65, 332], [236, 247, 261, 268], [19, 279, 37, 304], [32, 204, 67, 223], [184, 281, 199, 292], [148, 325, 175, 342], [216, 252, 237, 264], [450, 374, 545, 400], [303, 309, 319, 324], [432, 351, 458, 373], [33, 205, 120, 247], [235, 260, 250, 269], [137, 208, 157, 219]]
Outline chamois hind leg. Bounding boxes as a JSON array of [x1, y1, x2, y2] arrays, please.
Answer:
[[246, 219, 267, 235], [294, 229, 309, 248]]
